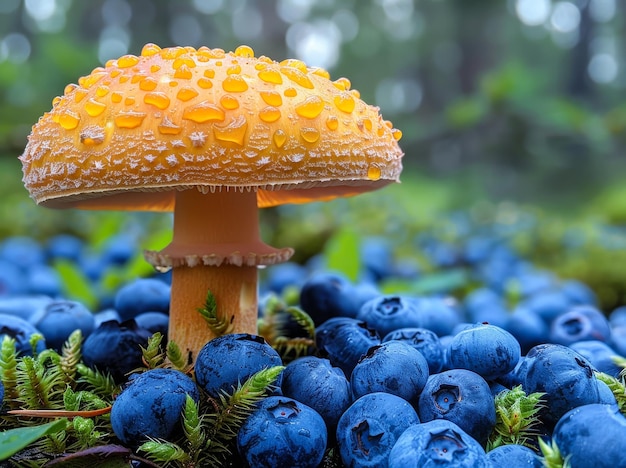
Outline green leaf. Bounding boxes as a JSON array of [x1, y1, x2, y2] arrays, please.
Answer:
[[0, 419, 67, 461], [323, 227, 361, 282], [53, 259, 98, 311]]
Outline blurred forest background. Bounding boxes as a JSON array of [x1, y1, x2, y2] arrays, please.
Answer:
[[2, 0, 626, 307], [1, 0, 625, 208]]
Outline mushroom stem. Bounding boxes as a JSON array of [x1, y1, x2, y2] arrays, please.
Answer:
[[154, 187, 292, 361]]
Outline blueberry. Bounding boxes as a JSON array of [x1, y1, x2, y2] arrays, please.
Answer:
[[101, 233, 136, 266], [29, 300, 95, 351], [113, 278, 171, 322], [315, 317, 381, 376], [383, 327, 444, 374], [281, 356, 351, 431], [596, 379, 618, 405], [82, 320, 153, 382], [360, 236, 395, 281], [133, 311, 169, 337], [569, 340, 623, 378], [549, 305, 612, 346], [110, 368, 199, 447], [388, 419, 489, 467], [25, 265, 63, 298], [464, 287, 509, 328], [299, 272, 363, 325], [418, 369, 496, 446], [521, 343, 601, 427], [553, 404, 626, 467], [485, 444, 542, 467], [609, 305, 626, 328], [561, 279, 597, 306], [504, 306, 550, 354], [350, 341, 429, 406], [0, 296, 53, 321], [0, 260, 27, 296], [194, 333, 283, 399], [0, 236, 45, 271], [412, 296, 463, 337], [262, 262, 308, 295], [0, 314, 46, 356], [447, 323, 521, 380], [519, 289, 572, 324], [357, 295, 422, 337], [336, 392, 420, 467], [46, 234, 84, 262], [237, 396, 327, 468]]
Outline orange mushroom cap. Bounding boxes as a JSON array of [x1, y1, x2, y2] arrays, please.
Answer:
[[20, 44, 404, 211]]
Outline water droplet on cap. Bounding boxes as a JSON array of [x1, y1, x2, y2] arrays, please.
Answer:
[[141, 43, 161, 57], [258, 69, 283, 85], [259, 107, 281, 123], [214, 115, 248, 146], [234, 45, 255, 58], [144, 92, 171, 110], [334, 92, 355, 113], [222, 75, 248, 93], [367, 166, 381, 181], [220, 95, 239, 110], [114, 111, 147, 129], [177, 87, 199, 102], [139, 77, 158, 91], [281, 67, 314, 89], [260, 91, 282, 107], [273, 129, 287, 148], [117, 55, 139, 68], [58, 111, 80, 130], [183, 101, 225, 123], [326, 115, 338, 130], [85, 98, 107, 117], [295, 95, 324, 119], [300, 127, 320, 143]]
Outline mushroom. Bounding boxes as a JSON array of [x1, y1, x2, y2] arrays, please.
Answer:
[[19, 44, 404, 361]]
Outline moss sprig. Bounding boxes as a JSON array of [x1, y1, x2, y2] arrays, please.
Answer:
[[538, 437, 571, 468], [198, 289, 234, 337], [0, 336, 21, 409], [487, 385, 545, 450]]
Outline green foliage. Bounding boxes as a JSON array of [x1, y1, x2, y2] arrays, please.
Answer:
[[139, 366, 284, 467], [538, 437, 571, 468], [198, 290, 234, 337], [0, 419, 67, 462], [137, 333, 190, 373], [488, 385, 545, 450], [323, 226, 361, 282]]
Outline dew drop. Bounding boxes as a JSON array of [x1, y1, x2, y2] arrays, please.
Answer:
[[214, 115, 248, 146], [326, 115, 338, 130], [154, 265, 172, 273], [73, 89, 88, 103], [110, 69, 121, 78], [58, 111, 80, 130], [204, 69, 215, 79], [117, 55, 140, 68], [260, 91, 282, 107], [392, 129, 402, 141], [197, 78, 213, 89], [235, 45, 255, 58], [284, 87, 297, 98], [295, 95, 324, 119], [96, 85, 110, 97], [173, 56, 196, 70], [119, 75, 130, 83], [333, 77, 351, 91], [174, 65, 193, 80], [367, 166, 381, 181], [311, 67, 331, 80], [78, 71, 107, 89], [280, 67, 314, 89], [110, 92, 122, 104], [144, 92, 171, 110], [334, 92, 355, 113], [280, 59, 307, 73], [141, 43, 162, 57], [150, 64, 161, 73], [220, 95, 239, 110], [64, 83, 78, 95], [226, 64, 242, 75], [258, 69, 283, 85], [222, 75, 248, 93], [131, 73, 146, 84], [273, 129, 287, 148], [52, 96, 62, 107], [351, 89, 361, 99], [114, 111, 147, 129], [359, 118, 372, 132], [300, 127, 320, 143], [183, 101, 225, 123], [124, 97, 135, 106], [85, 98, 107, 117], [177, 87, 199, 102], [160, 46, 186, 60], [259, 106, 281, 123], [140, 77, 158, 91]]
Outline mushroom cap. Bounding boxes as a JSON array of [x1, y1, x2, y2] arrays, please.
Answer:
[[20, 44, 404, 211]]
